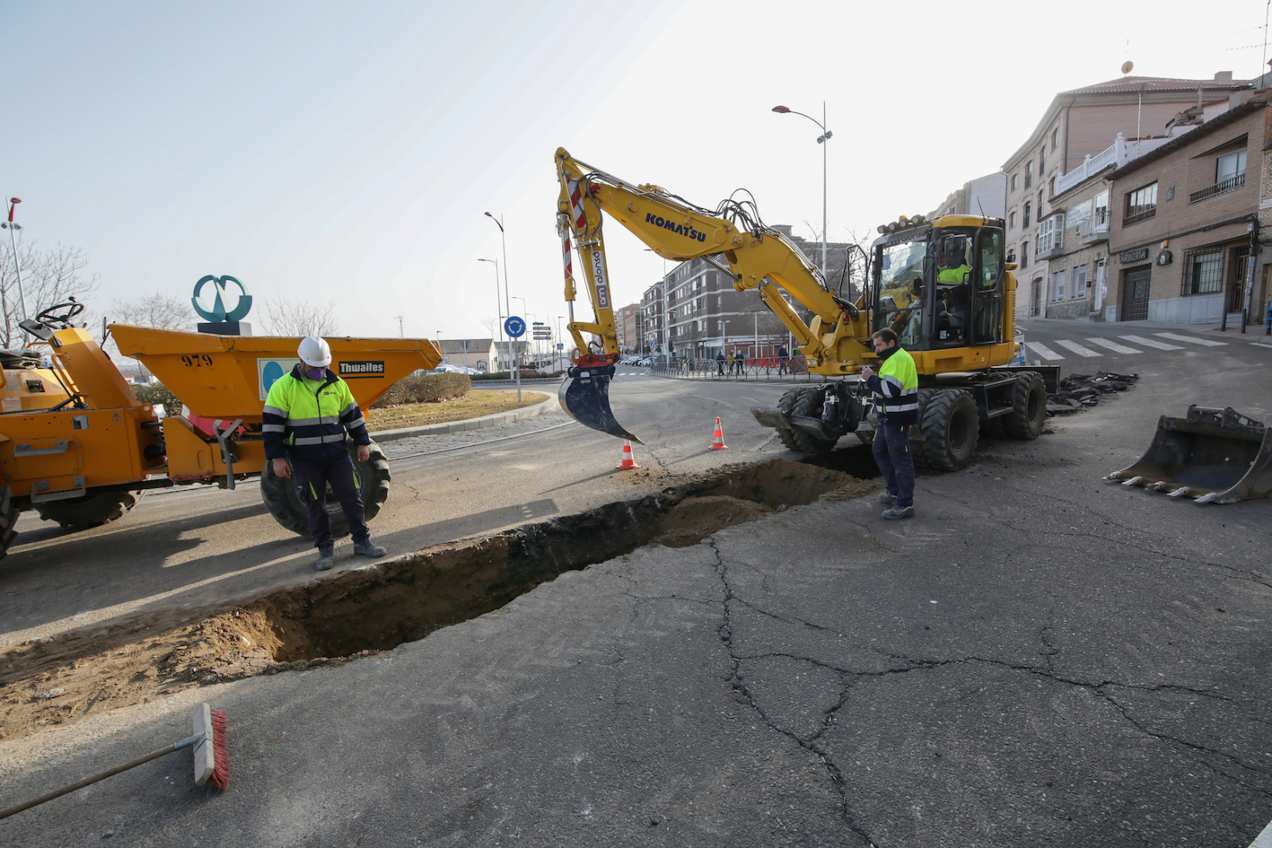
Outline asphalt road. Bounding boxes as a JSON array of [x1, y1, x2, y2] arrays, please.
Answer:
[[2, 319, 1271, 846]]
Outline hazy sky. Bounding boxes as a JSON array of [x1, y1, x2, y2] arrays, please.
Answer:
[[7, 0, 1270, 339]]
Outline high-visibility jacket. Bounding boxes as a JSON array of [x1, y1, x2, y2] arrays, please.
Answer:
[[262, 365, 371, 460], [866, 346, 919, 426], [937, 264, 970, 285]]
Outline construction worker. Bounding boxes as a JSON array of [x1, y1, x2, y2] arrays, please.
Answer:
[[936, 236, 971, 286], [859, 328, 918, 520], [263, 336, 387, 570]]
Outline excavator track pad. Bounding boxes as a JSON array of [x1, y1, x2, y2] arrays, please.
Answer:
[[1105, 405, 1272, 504], [560, 365, 642, 444]]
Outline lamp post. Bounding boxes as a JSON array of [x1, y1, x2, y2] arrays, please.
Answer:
[[556, 314, 565, 371], [1, 196, 28, 342], [772, 102, 832, 279], [484, 211, 512, 323], [476, 257, 504, 346]]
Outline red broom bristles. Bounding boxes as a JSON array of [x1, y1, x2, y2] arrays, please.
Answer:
[[209, 708, 230, 791]]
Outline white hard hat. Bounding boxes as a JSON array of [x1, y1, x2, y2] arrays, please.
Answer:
[[297, 336, 332, 367]]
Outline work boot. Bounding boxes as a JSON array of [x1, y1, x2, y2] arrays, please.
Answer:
[[353, 538, 387, 558], [314, 547, 335, 571], [881, 505, 915, 521], [879, 493, 897, 507]]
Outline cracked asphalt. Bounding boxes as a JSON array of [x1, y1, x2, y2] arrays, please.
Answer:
[[1, 323, 1270, 846]]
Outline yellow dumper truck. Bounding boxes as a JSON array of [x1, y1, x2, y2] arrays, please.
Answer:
[[0, 300, 440, 558]]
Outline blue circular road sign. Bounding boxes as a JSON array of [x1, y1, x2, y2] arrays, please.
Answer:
[[504, 315, 526, 338]]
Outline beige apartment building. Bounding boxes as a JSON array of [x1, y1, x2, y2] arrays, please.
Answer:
[[615, 303, 640, 353], [1106, 92, 1270, 325], [1002, 73, 1250, 318]]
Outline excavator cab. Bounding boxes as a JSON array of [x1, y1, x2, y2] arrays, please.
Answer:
[[871, 216, 1008, 355]]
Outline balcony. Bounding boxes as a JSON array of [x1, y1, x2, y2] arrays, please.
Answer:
[[1123, 208, 1156, 226], [1190, 171, 1246, 204], [1054, 144, 1119, 196]]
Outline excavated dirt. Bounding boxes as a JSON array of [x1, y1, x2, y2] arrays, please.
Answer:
[[0, 457, 876, 741]]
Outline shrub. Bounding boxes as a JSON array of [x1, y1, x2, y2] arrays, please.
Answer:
[[134, 383, 181, 415], [373, 373, 471, 408]]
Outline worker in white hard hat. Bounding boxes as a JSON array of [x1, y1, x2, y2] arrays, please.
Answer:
[[262, 336, 387, 570]]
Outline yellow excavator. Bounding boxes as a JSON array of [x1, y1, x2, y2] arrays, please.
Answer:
[[553, 147, 1054, 468]]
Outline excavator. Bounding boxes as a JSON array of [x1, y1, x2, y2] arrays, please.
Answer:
[[553, 147, 1053, 469]]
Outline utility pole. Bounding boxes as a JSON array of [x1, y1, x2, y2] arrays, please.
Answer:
[[1, 197, 27, 343], [484, 212, 511, 325], [395, 315, 405, 337], [477, 257, 504, 346]]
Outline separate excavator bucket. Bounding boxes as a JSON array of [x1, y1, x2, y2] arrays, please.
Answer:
[[559, 365, 642, 444], [1105, 405, 1272, 504]]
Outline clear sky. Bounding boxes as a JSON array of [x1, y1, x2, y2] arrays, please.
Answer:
[[7, 0, 1270, 339]]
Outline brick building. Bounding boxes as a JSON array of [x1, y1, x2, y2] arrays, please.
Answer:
[[1106, 91, 1270, 325], [614, 303, 640, 353], [1002, 72, 1250, 318]]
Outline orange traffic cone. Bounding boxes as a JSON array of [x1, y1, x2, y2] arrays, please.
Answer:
[[709, 416, 728, 450], [617, 440, 640, 470]]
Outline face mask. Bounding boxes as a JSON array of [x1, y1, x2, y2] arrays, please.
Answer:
[[302, 365, 326, 380]]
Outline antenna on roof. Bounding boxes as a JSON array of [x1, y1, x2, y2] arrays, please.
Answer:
[[976, 196, 987, 219]]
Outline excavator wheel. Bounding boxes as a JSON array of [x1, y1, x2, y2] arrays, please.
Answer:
[[1003, 371, 1047, 441], [36, 490, 143, 530], [260, 440, 392, 538], [776, 387, 836, 456], [916, 388, 979, 471], [0, 484, 17, 560]]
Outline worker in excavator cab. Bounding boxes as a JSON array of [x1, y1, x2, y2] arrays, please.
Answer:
[[936, 234, 972, 341], [859, 328, 918, 520], [263, 336, 388, 571]]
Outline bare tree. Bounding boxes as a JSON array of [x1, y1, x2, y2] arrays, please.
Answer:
[[0, 240, 98, 347], [262, 298, 338, 336], [110, 293, 191, 331]]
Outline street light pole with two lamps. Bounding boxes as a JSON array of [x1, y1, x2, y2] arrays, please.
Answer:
[[772, 102, 832, 280]]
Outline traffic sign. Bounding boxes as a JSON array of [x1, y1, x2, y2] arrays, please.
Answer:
[[504, 315, 526, 338]]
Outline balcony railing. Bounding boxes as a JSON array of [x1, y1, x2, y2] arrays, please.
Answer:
[[1123, 208, 1156, 226], [1190, 171, 1247, 203]]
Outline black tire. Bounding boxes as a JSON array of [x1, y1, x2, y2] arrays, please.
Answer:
[[260, 440, 392, 538], [35, 490, 142, 530], [774, 387, 836, 456], [917, 388, 979, 471], [0, 484, 17, 560], [1003, 371, 1047, 441]]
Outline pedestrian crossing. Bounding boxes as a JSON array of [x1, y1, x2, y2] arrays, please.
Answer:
[[1025, 331, 1227, 362]]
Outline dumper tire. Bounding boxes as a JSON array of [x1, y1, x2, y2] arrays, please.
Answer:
[[0, 484, 17, 560], [35, 490, 142, 530], [917, 388, 979, 471], [1003, 371, 1047, 441], [260, 440, 392, 539], [776, 387, 836, 456]]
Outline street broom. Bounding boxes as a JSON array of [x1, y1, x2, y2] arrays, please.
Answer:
[[0, 703, 228, 820]]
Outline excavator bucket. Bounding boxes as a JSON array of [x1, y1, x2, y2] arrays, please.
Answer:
[[559, 365, 641, 444], [1105, 405, 1272, 504]]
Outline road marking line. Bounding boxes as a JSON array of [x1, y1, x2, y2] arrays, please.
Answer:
[[1120, 334, 1181, 350], [1053, 340, 1101, 358], [1253, 342, 1272, 349], [1248, 818, 1272, 847], [1026, 341, 1064, 361], [1084, 337, 1142, 354], [1155, 332, 1227, 347]]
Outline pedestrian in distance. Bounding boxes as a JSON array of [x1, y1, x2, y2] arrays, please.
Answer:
[[263, 336, 388, 570], [716, 349, 726, 376], [777, 344, 789, 375], [732, 350, 745, 376], [859, 328, 918, 520]]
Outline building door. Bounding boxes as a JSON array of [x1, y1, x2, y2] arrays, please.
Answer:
[[1120, 266, 1151, 321], [1030, 278, 1042, 317], [1227, 247, 1251, 314]]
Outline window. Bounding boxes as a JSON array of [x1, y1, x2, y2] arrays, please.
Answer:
[[1023, 202, 1031, 229], [1051, 269, 1067, 302], [1072, 263, 1088, 297], [1009, 210, 1016, 229], [978, 230, 1002, 291], [1184, 248, 1224, 295], [1025, 161, 1033, 189], [1020, 241, 1029, 268], [1039, 144, 1045, 174], [1052, 127, 1060, 149], [1037, 189, 1044, 216], [1066, 199, 1091, 238], [1037, 214, 1064, 254], [1093, 190, 1110, 231], [1217, 149, 1247, 184], [1011, 173, 1018, 191], [1124, 182, 1158, 223]]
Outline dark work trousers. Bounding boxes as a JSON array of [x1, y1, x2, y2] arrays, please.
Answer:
[[872, 418, 915, 508], [291, 446, 369, 550]]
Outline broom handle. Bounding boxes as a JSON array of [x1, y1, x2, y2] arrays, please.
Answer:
[[0, 734, 200, 820]]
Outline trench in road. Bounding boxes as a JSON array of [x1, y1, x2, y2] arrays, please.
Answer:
[[0, 455, 879, 742]]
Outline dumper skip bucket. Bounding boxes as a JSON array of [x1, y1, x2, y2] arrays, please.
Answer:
[[1105, 405, 1272, 504]]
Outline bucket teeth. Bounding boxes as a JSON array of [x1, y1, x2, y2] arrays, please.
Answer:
[[1121, 476, 1144, 487], [1167, 487, 1191, 498], [1194, 492, 1220, 505]]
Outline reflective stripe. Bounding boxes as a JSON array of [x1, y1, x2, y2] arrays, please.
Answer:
[[344, 415, 365, 430], [293, 434, 347, 446], [287, 416, 325, 427], [263, 405, 286, 418], [888, 402, 919, 412], [262, 423, 285, 433], [341, 402, 357, 415]]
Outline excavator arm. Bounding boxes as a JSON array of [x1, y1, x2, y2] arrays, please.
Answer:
[[554, 147, 872, 441]]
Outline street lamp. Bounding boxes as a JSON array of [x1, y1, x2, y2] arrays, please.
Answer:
[[484, 211, 512, 322], [1, 196, 28, 340], [476, 257, 504, 346], [772, 103, 832, 279]]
